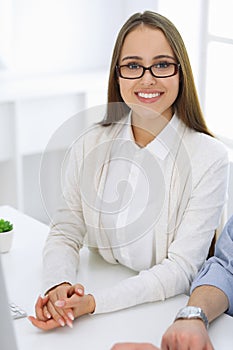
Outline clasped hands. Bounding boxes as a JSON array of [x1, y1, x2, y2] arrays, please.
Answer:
[[28, 283, 95, 330]]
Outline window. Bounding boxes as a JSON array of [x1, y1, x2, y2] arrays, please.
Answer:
[[0, 0, 11, 69], [205, 0, 233, 145]]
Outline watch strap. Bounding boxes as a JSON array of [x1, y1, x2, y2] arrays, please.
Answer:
[[174, 306, 209, 329]]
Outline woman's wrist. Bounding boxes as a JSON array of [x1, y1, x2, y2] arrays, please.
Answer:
[[44, 282, 72, 296], [88, 294, 96, 314]]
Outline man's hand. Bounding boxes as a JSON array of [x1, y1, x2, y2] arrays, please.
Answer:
[[161, 319, 214, 350]]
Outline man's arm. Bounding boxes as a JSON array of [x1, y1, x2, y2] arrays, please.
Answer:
[[187, 285, 229, 322], [110, 279, 230, 350], [160, 285, 228, 350], [161, 215, 233, 350]]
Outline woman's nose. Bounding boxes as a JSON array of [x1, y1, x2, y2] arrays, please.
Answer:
[[140, 69, 157, 84]]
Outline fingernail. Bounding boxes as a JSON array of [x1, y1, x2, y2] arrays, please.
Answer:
[[46, 312, 51, 319], [66, 319, 73, 328], [68, 312, 74, 321], [55, 300, 65, 307], [77, 288, 83, 295], [58, 318, 65, 327]]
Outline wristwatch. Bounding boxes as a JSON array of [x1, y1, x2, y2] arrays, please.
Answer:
[[174, 306, 209, 329]]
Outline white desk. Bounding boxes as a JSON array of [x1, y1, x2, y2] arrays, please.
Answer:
[[1, 205, 233, 350]]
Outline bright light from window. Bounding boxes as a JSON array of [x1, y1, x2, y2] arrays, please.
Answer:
[[205, 42, 233, 141], [209, 0, 233, 38]]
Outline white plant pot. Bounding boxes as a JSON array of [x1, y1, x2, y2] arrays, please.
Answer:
[[0, 229, 14, 253]]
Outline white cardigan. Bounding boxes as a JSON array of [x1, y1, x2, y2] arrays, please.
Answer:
[[43, 115, 229, 314]]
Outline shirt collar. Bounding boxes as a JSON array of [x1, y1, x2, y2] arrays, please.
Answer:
[[120, 112, 183, 160]]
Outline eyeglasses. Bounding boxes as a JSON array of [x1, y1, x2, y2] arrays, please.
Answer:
[[116, 62, 180, 79]]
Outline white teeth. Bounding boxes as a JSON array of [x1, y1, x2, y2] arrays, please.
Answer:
[[138, 92, 160, 98]]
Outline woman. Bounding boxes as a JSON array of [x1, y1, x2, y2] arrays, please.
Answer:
[[29, 11, 229, 330]]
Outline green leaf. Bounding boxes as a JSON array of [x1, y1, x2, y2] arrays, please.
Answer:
[[0, 218, 13, 232]]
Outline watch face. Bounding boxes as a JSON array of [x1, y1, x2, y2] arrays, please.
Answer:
[[175, 306, 209, 329], [185, 306, 201, 317]]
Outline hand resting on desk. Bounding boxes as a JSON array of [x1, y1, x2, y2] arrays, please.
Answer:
[[28, 283, 95, 330], [111, 319, 214, 350]]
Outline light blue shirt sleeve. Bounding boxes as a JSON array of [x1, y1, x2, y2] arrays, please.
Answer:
[[191, 215, 233, 316]]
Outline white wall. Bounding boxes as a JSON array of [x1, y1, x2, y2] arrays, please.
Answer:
[[9, 0, 123, 75]]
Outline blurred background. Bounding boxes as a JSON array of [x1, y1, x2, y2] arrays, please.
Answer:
[[0, 0, 232, 223]]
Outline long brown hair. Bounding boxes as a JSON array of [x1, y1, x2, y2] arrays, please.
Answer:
[[102, 11, 213, 137]]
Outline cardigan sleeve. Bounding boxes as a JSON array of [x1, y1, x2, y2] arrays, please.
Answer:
[[41, 122, 122, 293], [42, 141, 86, 293], [92, 138, 229, 314], [191, 215, 233, 316]]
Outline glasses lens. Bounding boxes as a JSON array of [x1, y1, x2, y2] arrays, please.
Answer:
[[120, 65, 143, 78], [151, 63, 176, 77]]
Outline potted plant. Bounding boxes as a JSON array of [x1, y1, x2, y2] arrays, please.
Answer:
[[0, 218, 14, 253]]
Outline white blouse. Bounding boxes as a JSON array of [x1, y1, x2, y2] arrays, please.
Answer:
[[101, 115, 180, 271]]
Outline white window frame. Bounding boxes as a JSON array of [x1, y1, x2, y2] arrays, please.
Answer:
[[200, 0, 233, 149]]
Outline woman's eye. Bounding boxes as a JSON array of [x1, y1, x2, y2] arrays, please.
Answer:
[[127, 64, 140, 70], [155, 62, 170, 69]]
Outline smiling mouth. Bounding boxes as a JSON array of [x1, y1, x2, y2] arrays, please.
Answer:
[[137, 92, 161, 99]]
